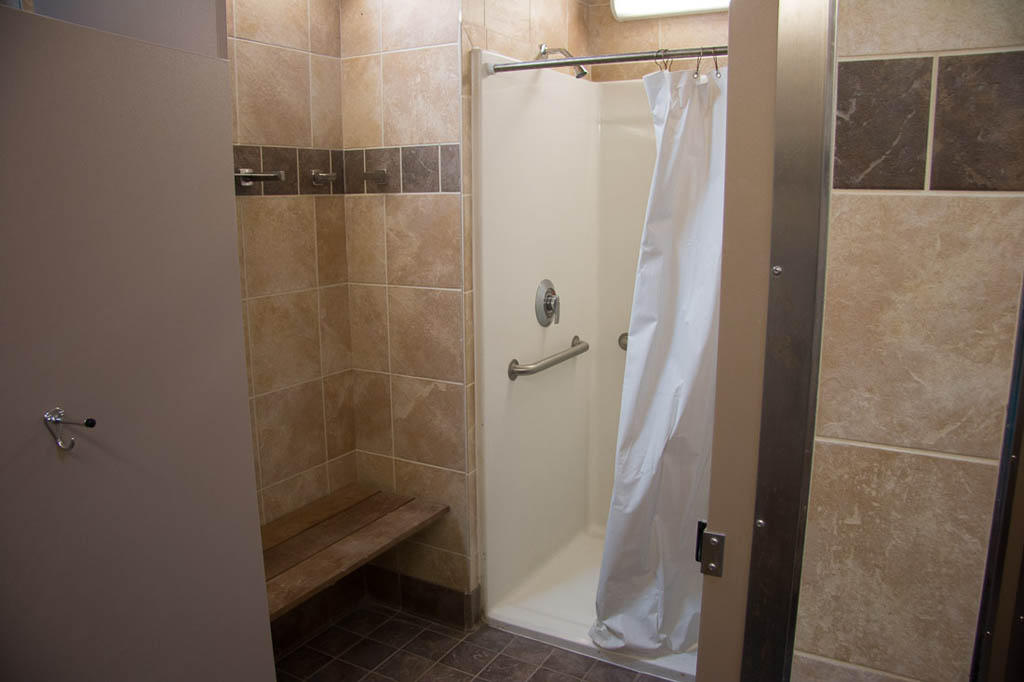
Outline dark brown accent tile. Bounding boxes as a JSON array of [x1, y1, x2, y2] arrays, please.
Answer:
[[332, 150, 349, 194], [480, 656, 537, 682], [377, 650, 434, 682], [278, 646, 333, 678], [502, 638, 552, 666], [583, 662, 636, 682], [339, 609, 392, 636], [309, 626, 362, 657], [404, 630, 461, 661], [419, 664, 473, 682], [311, 659, 371, 682], [366, 147, 401, 194], [401, 146, 440, 193], [263, 146, 300, 195], [370, 619, 425, 649], [234, 145, 263, 196], [342, 639, 399, 670], [542, 650, 594, 678], [440, 642, 496, 675], [345, 149, 367, 194], [530, 670, 578, 682], [300, 148, 333, 195], [465, 626, 514, 652], [833, 58, 931, 189], [440, 145, 460, 192], [932, 51, 1024, 191]]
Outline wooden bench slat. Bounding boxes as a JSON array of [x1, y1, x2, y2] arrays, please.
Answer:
[[262, 491, 414, 580], [260, 484, 378, 551], [266, 499, 449, 620]]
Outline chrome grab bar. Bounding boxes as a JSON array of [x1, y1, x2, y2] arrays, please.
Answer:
[[508, 335, 590, 381], [234, 168, 286, 187]]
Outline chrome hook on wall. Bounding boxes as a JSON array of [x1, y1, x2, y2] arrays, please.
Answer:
[[43, 407, 96, 451]]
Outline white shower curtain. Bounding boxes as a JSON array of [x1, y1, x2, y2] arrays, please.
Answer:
[[590, 67, 727, 655]]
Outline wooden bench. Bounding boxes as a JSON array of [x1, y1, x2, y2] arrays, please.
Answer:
[[260, 484, 448, 620]]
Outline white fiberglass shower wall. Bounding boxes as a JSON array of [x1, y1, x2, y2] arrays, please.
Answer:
[[471, 50, 694, 678]]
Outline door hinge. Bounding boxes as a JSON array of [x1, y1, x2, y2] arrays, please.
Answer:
[[696, 520, 725, 578]]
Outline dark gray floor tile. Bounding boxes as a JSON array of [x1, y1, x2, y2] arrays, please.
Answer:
[[530, 669, 577, 682], [634, 675, 668, 682], [419, 664, 474, 682], [542, 649, 595, 678], [370, 619, 425, 648], [310, 660, 370, 682], [502, 637, 553, 666], [479, 654, 537, 682], [339, 609, 392, 636], [278, 646, 333, 679], [277, 670, 303, 682], [308, 627, 362, 656], [404, 630, 461, 661], [342, 639, 398, 670], [465, 625, 515, 652], [440, 641, 497, 675], [392, 613, 434, 629], [377, 650, 434, 682], [583, 661, 636, 682], [427, 623, 467, 639]]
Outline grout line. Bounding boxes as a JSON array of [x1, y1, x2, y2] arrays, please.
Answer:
[[831, 188, 1024, 198], [243, 282, 465, 304], [252, 376, 326, 400], [814, 436, 1000, 466], [922, 56, 939, 190], [339, 42, 462, 62], [349, 367, 466, 388]]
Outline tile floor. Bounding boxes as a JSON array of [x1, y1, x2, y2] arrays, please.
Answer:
[[276, 603, 665, 682]]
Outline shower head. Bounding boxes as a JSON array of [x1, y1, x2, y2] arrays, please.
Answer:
[[536, 43, 589, 79]]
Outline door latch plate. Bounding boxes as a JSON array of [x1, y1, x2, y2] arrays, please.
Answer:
[[698, 527, 725, 578]]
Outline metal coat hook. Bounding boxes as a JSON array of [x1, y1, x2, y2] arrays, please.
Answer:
[[43, 407, 96, 451]]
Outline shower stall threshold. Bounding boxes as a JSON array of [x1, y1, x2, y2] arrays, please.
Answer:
[[486, 531, 697, 681]]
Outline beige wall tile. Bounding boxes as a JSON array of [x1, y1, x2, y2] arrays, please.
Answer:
[[239, 196, 316, 297], [837, 0, 1024, 57], [342, 55, 383, 149], [485, 0, 530, 42], [467, 468, 477, 559], [345, 195, 387, 284], [659, 10, 728, 49], [567, 0, 587, 57], [462, 0, 484, 26], [587, 3, 658, 81], [228, 39, 238, 143], [791, 653, 909, 682], [242, 303, 254, 396], [395, 459, 467, 553], [795, 441, 997, 682], [817, 195, 1024, 458], [248, 291, 321, 393], [263, 465, 328, 522], [324, 371, 355, 458], [392, 376, 466, 471], [462, 23, 486, 96], [388, 287, 464, 382], [255, 380, 327, 486], [328, 452, 358, 490], [382, 0, 459, 51], [311, 55, 345, 149], [310, 0, 341, 55], [462, 194, 473, 291], [315, 195, 348, 286], [352, 371, 393, 454], [386, 195, 462, 288], [398, 542, 470, 591], [461, 96, 472, 191], [466, 383, 476, 472], [236, 40, 311, 146], [249, 398, 260, 487], [464, 292, 474, 383], [236, 198, 247, 295], [226, 0, 234, 36], [530, 0, 568, 50], [235, 0, 309, 50], [383, 46, 461, 146], [357, 450, 396, 491], [341, 0, 382, 57], [319, 284, 352, 374], [485, 29, 535, 62], [349, 285, 390, 371]]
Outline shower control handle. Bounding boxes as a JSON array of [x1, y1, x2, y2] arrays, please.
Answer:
[[545, 290, 560, 325], [535, 279, 561, 327]]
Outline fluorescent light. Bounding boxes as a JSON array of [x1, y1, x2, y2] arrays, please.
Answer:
[[611, 0, 729, 21]]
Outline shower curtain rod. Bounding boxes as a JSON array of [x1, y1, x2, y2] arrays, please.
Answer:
[[487, 45, 728, 75]]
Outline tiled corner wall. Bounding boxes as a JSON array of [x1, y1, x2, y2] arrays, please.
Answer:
[[792, 2, 1024, 681]]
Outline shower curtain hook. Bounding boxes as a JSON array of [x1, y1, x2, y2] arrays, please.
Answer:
[[713, 51, 721, 78], [693, 47, 704, 79]]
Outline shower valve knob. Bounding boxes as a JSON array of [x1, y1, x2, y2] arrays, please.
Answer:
[[535, 279, 561, 327]]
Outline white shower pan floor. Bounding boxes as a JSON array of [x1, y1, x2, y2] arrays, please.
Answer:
[[486, 529, 697, 681]]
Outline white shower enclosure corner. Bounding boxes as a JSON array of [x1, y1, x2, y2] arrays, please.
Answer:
[[471, 48, 717, 679]]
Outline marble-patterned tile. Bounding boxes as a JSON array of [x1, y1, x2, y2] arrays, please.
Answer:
[[342, 55, 383, 149], [833, 58, 931, 190], [383, 46, 461, 146], [836, 0, 1024, 58], [260, 146, 299, 196], [310, 0, 341, 56], [395, 459, 468, 554], [816, 194, 1024, 458], [323, 371, 355, 458], [932, 51, 1024, 191], [658, 10, 728, 49], [587, 4, 657, 82], [233, 145, 262, 196], [352, 371, 393, 454], [315, 195, 348, 285], [343, 149, 366, 195], [386, 194, 461, 288], [235, 0, 309, 50], [440, 144, 460, 193], [311, 55, 344, 149], [399, 543, 471, 592], [239, 196, 316, 296], [366, 147, 402, 194], [392, 376, 466, 471], [349, 285, 390, 371], [345, 195, 387, 283], [485, 0, 530, 42], [319, 284, 351, 374], [357, 451, 396, 492], [255, 380, 327, 486], [401, 146, 441, 193], [263, 465, 328, 522], [795, 441, 998, 682], [529, 0, 568, 50], [388, 287, 464, 382], [299, 149, 332, 196], [382, 0, 459, 51], [341, 0, 381, 57], [248, 290, 321, 393], [567, 0, 586, 58], [235, 40, 311, 147]]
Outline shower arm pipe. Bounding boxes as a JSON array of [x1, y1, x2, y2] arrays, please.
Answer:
[[487, 45, 727, 75], [508, 335, 590, 381]]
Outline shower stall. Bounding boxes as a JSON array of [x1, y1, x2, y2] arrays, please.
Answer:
[[471, 49, 718, 679]]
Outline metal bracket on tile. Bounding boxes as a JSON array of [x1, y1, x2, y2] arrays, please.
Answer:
[[362, 169, 388, 185], [235, 168, 285, 188], [311, 169, 337, 186], [696, 522, 725, 578]]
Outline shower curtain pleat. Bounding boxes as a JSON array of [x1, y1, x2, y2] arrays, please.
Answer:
[[591, 67, 727, 656]]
